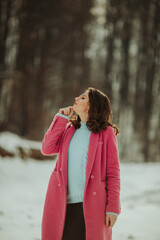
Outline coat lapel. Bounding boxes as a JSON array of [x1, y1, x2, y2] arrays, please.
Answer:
[[62, 125, 99, 193], [84, 130, 99, 194]]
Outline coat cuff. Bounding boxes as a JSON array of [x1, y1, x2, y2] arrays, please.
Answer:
[[106, 212, 118, 217], [56, 113, 69, 120]]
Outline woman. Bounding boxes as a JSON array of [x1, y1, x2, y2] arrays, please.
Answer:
[[41, 87, 121, 240]]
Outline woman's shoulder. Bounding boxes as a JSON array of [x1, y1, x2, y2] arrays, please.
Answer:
[[103, 125, 114, 132], [101, 125, 116, 137]]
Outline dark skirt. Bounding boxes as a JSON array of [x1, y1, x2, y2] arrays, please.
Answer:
[[62, 202, 86, 240]]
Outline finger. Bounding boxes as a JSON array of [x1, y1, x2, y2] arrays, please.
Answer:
[[70, 108, 74, 114], [69, 106, 73, 112], [110, 219, 116, 228], [68, 107, 74, 115], [110, 220, 113, 227], [107, 216, 112, 228], [66, 108, 69, 114], [106, 216, 110, 227], [68, 109, 70, 115]]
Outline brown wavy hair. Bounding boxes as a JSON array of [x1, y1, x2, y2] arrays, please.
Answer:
[[68, 87, 120, 135]]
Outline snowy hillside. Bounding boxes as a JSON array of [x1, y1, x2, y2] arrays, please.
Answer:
[[0, 131, 55, 160]]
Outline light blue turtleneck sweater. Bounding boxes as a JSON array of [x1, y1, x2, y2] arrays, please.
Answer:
[[67, 120, 91, 203], [56, 113, 118, 217]]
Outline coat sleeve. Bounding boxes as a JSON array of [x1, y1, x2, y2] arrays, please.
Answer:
[[41, 113, 69, 155], [105, 127, 121, 215]]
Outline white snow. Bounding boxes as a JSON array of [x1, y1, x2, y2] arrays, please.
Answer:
[[114, 162, 160, 240], [0, 157, 54, 240], [0, 159, 160, 240]]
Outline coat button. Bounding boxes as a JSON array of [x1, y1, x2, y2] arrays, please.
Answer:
[[93, 191, 96, 195], [60, 168, 62, 171], [58, 183, 61, 187], [90, 175, 94, 179]]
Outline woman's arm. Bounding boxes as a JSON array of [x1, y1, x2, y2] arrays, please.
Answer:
[[105, 127, 121, 215], [41, 113, 69, 155]]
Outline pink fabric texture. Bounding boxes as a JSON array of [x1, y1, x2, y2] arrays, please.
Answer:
[[41, 114, 121, 240]]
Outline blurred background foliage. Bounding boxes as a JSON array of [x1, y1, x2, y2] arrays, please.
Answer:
[[0, 0, 159, 162]]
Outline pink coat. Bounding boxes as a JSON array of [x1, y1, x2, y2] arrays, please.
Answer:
[[41, 114, 121, 240]]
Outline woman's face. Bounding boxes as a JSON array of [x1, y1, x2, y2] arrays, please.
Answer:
[[73, 91, 90, 115]]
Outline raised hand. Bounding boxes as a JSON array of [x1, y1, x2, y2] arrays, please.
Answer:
[[59, 106, 74, 118]]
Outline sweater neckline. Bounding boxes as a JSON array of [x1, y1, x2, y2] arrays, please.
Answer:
[[80, 121, 88, 130]]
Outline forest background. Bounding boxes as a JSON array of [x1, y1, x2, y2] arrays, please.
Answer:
[[0, 0, 159, 162]]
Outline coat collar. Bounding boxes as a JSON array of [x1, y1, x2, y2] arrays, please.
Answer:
[[61, 125, 100, 192]]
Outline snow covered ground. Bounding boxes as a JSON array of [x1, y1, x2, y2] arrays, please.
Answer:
[[0, 157, 160, 240]]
